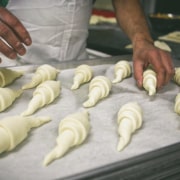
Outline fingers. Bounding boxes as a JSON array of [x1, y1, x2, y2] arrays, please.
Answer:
[[133, 59, 144, 88], [0, 8, 32, 45], [149, 50, 174, 89], [0, 7, 32, 59], [0, 39, 17, 59], [159, 51, 175, 85], [0, 21, 26, 57], [148, 51, 165, 89], [133, 48, 174, 90]]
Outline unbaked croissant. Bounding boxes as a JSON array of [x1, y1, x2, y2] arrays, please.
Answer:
[[0, 88, 23, 112], [174, 93, 180, 115], [43, 110, 90, 166], [0, 115, 51, 154], [143, 68, 157, 96], [83, 76, 112, 108], [22, 64, 60, 90], [117, 102, 143, 151], [21, 80, 61, 116], [0, 68, 23, 87], [173, 67, 180, 86], [154, 40, 172, 52], [71, 64, 93, 90], [112, 60, 132, 83]]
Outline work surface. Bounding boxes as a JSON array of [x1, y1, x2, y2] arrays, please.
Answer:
[[0, 55, 180, 180]]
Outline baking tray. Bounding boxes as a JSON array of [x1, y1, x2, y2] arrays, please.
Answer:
[[0, 55, 180, 180]]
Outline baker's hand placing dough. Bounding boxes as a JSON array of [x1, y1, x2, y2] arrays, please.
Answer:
[[0, 7, 32, 62], [112, 0, 174, 90], [133, 39, 174, 90]]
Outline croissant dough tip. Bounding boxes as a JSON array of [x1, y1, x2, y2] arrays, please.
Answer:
[[71, 82, 79, 90], [112, 77, 122, 84], [117, 139, 126, 151], [143, 68, 157, 96]]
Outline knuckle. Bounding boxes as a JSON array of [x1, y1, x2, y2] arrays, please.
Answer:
[[148, 51, 160, 61], [20, 28, 28, 35], [158, 68, 165, 74], [0, 7, 7, 15], [10, 19, 28, 36], [0, 40, 16, 58], [0, 22, 10, 37], [10, 18, 20, 28]]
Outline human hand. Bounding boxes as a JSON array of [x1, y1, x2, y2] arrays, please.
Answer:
[[0, 7, 32, 62], [133, 39, 175, 90]]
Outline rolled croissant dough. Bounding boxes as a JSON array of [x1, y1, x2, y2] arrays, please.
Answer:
[[0, 68, 23, 87], [0, 115, 51, 154], [43, 110, 90, 166], [71, 64, 93, 90]]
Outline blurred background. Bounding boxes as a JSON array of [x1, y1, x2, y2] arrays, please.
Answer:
[[87, 0, 180, 59]]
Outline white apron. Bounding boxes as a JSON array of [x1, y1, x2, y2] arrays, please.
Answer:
[[5, 0, 93, 65]]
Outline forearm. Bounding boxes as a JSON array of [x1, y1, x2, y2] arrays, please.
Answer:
[[112, 0, 174, 89], [112, 0, 153, 45]]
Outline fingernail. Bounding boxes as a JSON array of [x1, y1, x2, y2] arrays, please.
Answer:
[[137, 80, 142, 87], [157, 85, 162, 90], [9, 53, 17, 59], [25, 38, 32, 45], [18, 47, 26, 55]]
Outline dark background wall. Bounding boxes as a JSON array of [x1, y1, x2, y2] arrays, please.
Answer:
[[155, 0, 180, 14], [94, 0, 180, 15]]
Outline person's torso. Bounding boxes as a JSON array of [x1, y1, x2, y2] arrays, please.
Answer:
[[5, 0, 93, 65]]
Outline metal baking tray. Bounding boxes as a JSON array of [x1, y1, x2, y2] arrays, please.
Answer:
[[0, 55, 180, 180]]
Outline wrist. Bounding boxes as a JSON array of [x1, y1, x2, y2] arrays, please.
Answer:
[[132, 34, 154, 50], [132, 33, 153, 46]]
